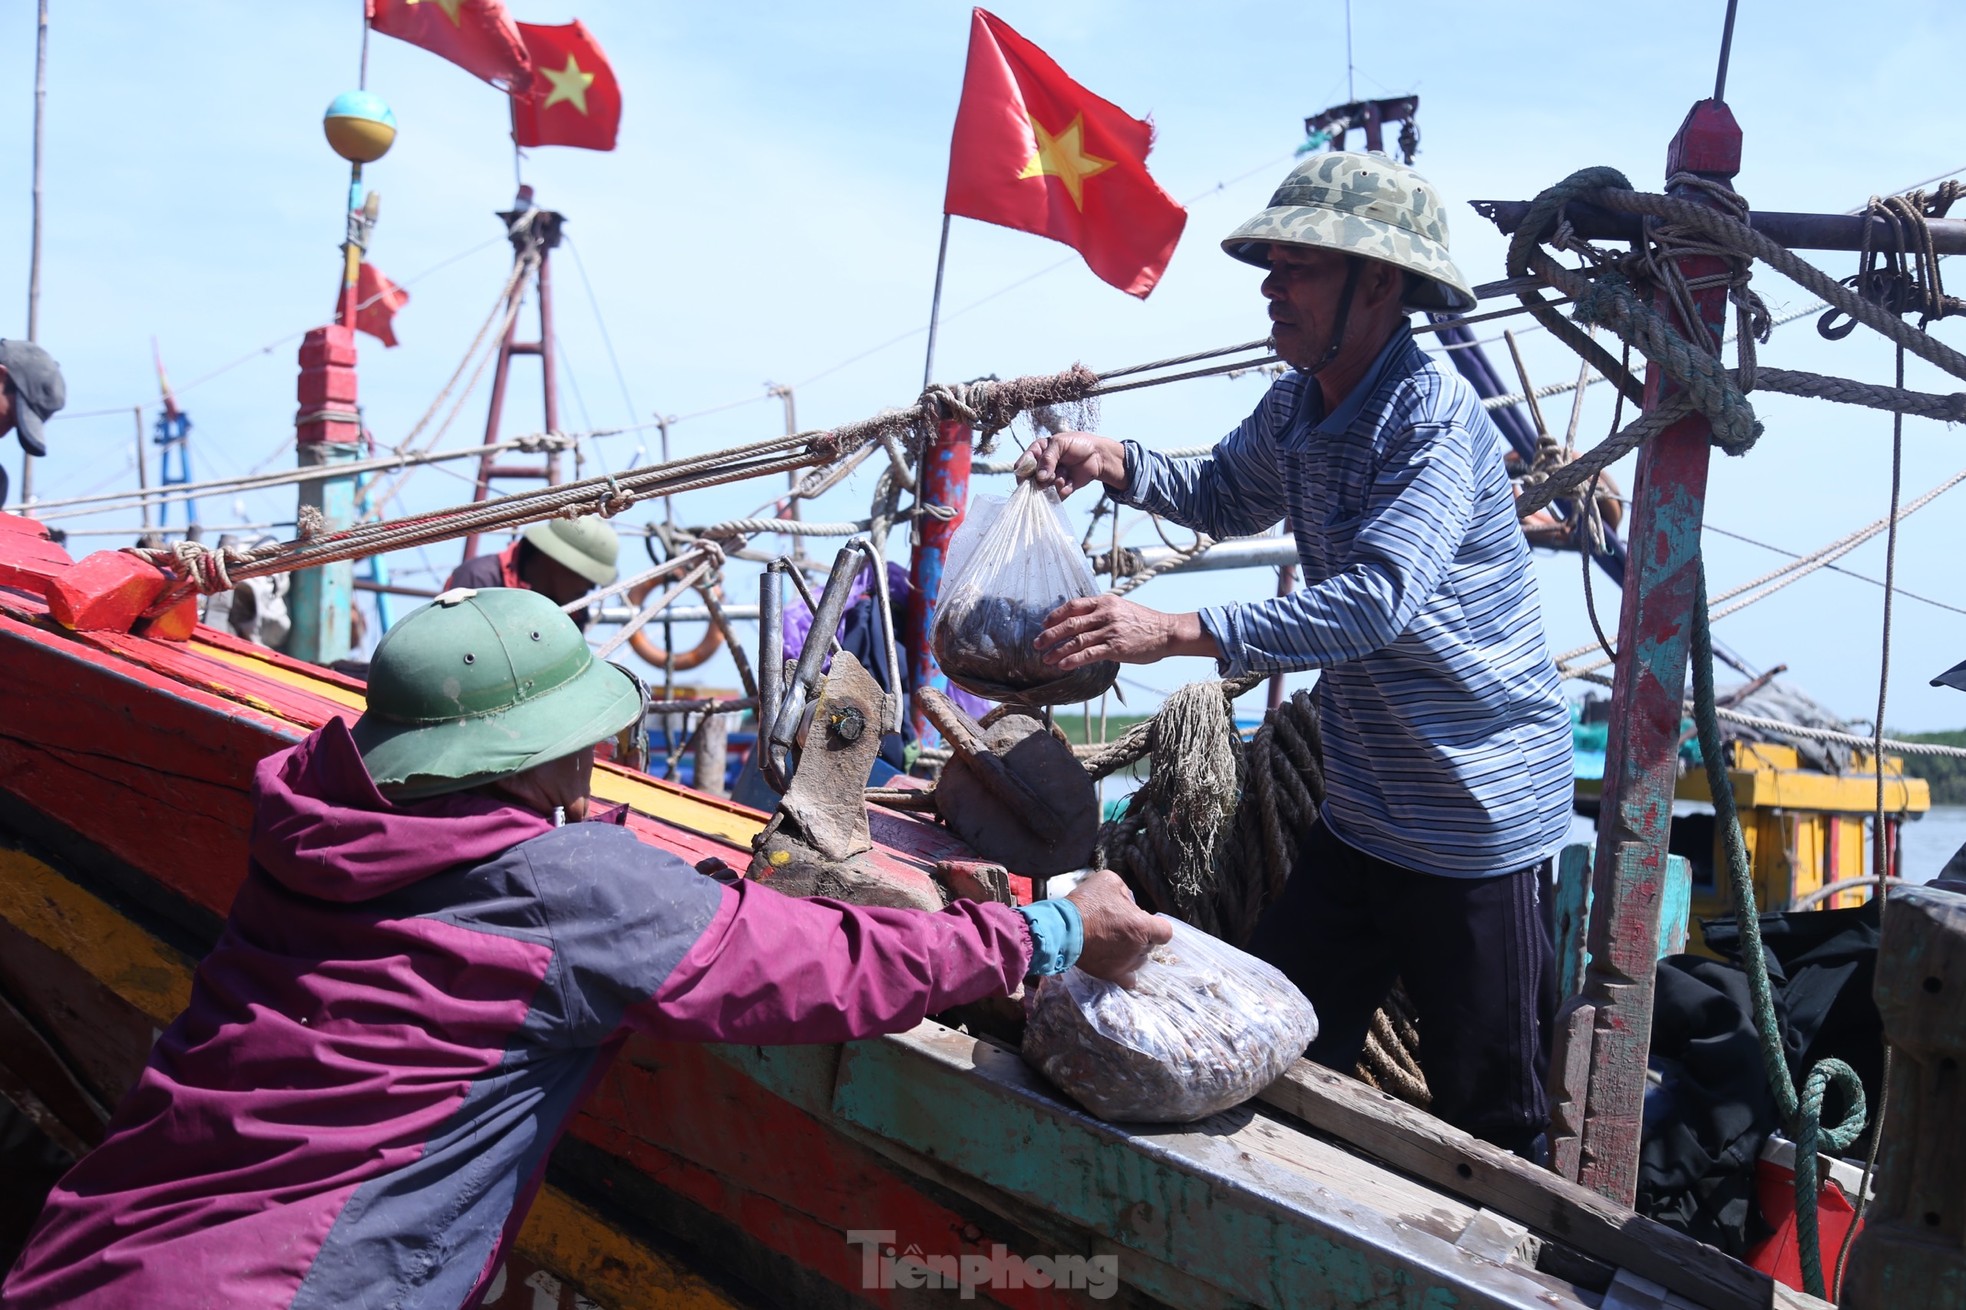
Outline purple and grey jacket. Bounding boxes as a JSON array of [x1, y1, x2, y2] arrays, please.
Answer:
[[1, 720, 1035, 1309]]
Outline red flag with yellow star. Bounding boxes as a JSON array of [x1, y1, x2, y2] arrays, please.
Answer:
[[943, 9, 1185, 297], [510, 21, 621, 152], [366, 0, 533, 94]]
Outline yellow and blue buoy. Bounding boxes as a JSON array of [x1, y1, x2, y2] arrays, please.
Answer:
[[323, 90, 397, 164]]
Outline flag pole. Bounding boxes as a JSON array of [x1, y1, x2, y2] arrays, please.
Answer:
[[920, 212, 952, 390], [21, 0, 48, 509]]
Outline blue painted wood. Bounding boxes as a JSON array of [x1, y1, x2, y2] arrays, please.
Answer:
[[823, 1024, 1570, 1309], [1554, 843, 1693, 1003]]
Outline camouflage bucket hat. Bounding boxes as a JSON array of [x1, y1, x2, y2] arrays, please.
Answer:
[[1222, 152, 1477, 312]]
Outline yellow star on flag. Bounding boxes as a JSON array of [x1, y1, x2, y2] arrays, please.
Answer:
[[406, 0, 464, 25], [1017, 113, 1113, 211], [539, 53, 597, 115]]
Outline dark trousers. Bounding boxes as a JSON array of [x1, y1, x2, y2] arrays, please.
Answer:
[[1247, 823, 1556, 1152]]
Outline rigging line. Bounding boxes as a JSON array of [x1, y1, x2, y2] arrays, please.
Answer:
[[1873, 343, 1907, 900], [564, 234, 640, 428], [1713, 0, 1741, 103], [1700, 522, 1966, 617], [49, 236, 509, 424], [1344, 0, 1355, 102], [1553, 459, 1966, 671], [777, 151, 1297, 394]]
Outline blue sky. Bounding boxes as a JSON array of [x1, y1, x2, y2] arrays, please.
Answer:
[[2, 0, 1963, 730]]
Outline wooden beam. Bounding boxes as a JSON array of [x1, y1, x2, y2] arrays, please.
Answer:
[[1554, 98, 1743, 1206], [825, 1023, 1605, 1309], [1842, 885, 1966, 1309], [1255, 1060, 1779, 1310]]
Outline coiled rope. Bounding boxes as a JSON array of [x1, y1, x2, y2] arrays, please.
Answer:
[[1506, 169, 1966, 521]]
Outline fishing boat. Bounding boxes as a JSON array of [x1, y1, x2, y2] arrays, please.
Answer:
[[0, 510, 1823, 1310], [9, 3, 1966, 1304]]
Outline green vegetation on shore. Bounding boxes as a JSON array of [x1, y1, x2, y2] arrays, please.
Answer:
[[1898, 729, 1966, 805]]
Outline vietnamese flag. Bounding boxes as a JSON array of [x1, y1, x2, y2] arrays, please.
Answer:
[[355, 262, 409, 348], [943, 9, 1186, 298], [510, 21, 621, 152], [367, 0, 533, 94]]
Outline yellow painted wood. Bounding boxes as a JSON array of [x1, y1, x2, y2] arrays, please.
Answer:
[[0, 849, 192, 1023], [195, 641, 369, 712], [514, 1185, 743, 1310], [590, 768, 763, 847]]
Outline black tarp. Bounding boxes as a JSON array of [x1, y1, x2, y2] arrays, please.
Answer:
[[1635, 903, 1882, 1254]]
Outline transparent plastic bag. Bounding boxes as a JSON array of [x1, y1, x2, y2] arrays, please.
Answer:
[[931, 481, 1119, 707], [1022, 916, 1318, 1123]]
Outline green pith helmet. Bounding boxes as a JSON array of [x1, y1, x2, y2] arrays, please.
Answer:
[[352, 587, 642, 800], [1221, 152, 1477, 312], [522, 516, 619, 587]]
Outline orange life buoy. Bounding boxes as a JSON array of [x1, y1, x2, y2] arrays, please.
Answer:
[[626, 579, 728, 671]]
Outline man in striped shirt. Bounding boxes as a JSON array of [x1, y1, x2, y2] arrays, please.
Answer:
[[1025, 153, 1572, 1153]]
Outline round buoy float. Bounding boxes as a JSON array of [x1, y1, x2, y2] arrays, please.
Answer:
[[323, 90, 398, 164], [627, 578, 728, 671]]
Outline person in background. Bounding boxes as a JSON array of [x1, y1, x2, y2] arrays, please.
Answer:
[[445, 517, 619, 629], [1020, 152, 1571, 1156], [0, 340, 66, 508], [0, 587, 1166, 1310]]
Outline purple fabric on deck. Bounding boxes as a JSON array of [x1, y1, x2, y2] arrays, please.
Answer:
[[784, 559, 990, 718]]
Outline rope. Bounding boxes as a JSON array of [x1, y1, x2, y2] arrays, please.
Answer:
[[16, 431, 576, 523], [1556, 458, 1966, 678], [1110, 532, 1215, 595], [688, 516, 871, 540], [1090, 679, 1432, 1107], [1504, 170, 1966, 522], [1592, 186, 1966, 383], [1690, 565, 1866, 1300]]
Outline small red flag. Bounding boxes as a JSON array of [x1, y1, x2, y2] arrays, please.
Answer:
[[366, 0, 534, 94], [355, 262, 409, 348], [510, 22, 621, 152], [943, 9, 1186, 298]]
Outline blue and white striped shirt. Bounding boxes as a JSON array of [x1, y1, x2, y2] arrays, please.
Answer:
[[1120, 325, 1572, 878]]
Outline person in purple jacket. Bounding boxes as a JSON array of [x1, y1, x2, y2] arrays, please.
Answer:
[[0, 586, 1167, 1310]]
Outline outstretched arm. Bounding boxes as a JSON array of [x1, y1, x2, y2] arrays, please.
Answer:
[[1022, 378, 1301, 542], [1200, 421, 1477, 676], [537, 827, 1170, 1047]]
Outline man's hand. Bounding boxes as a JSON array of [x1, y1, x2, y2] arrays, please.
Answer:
[[1017, 432, 1126, 500], [1034, 594, 1220, 670], [1066, 870, 1171, 988]]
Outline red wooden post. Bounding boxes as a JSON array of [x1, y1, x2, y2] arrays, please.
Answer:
[[904, 418, 972, 747], [1547, 100, 1742, 1205]]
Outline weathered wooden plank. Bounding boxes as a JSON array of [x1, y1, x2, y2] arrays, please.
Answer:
[[510, 1183, 751, 1310], [578, 1042, 1099, 1308], [1255, 1060, 1775, 1310], [831, 1023, 1590, 1308], [1842, 885, 1966, 1310], [1560, 100, 1742, 1206]]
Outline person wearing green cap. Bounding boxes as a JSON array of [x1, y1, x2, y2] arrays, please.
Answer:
[[443, 516, 620, 628], [1019, 152, 1571, 1157], [0, 339, 66, 507], [1, 585, 1168, 1310]]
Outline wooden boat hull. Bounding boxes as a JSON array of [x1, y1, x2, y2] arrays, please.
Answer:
[[0, 529, 1813, 1309]]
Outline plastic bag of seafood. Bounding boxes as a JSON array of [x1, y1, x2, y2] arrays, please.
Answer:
[[931, 481, 1119, 707], [1022, 916, 1318, 1123]]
